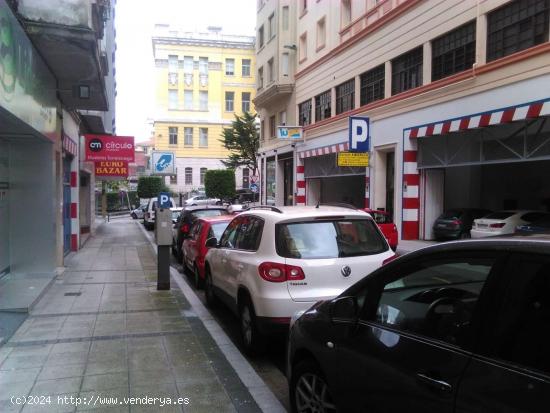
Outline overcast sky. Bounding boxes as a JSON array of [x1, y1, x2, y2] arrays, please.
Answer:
[[115, 0, 256, 143]]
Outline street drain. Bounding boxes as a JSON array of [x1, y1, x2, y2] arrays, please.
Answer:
[[64, 292, 82, 296]]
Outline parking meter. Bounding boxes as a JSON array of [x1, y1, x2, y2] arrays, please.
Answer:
[[155, 207, 172, 290]]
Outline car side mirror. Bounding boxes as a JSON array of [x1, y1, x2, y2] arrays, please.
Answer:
[[205, 237, 218, 248], [330, 296, 358, 322]]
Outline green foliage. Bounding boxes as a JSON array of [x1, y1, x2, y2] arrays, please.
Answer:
[[219, 112, 259, 174], [204, 170, 235, 200], [137, 176, 168, 199]]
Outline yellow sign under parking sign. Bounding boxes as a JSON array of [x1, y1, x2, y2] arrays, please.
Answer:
[[337, 152, 370, 167]]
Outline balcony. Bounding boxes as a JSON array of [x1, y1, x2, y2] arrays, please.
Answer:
[[253, 81, 294, 108], [17, 0, 109, 111]]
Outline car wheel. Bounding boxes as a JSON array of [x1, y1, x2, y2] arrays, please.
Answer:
[[204, 268, 218, 307], [459, 232, 470, 239], [239, 298, 265, 355], [290, 359, 337, 413], [131, 213, 137, 219], [193, 265, 203, 289]]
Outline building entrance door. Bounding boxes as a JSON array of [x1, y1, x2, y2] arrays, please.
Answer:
[[283, 158, 294, 205], [63, 157, 72, 255]]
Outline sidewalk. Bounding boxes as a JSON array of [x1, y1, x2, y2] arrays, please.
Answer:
[[0, 219, 282, 412]]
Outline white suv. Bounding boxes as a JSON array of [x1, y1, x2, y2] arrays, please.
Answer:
[[204, 205, 395, 353], [143, 197, 175, 230]]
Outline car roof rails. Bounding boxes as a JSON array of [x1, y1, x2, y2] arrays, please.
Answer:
[[245, 205, 284, 213], [317, 202, 358, 210]]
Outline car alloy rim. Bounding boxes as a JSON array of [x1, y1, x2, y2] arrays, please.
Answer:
[[241, 305, 252, 346], [295, 373, 336, 413]]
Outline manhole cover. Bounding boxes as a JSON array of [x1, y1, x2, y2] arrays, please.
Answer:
[[64, 292, 82, 296]]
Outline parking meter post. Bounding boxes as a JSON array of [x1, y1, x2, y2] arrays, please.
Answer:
[[155, 208, 172, 290]]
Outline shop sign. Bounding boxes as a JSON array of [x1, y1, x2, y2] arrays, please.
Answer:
[[94, 161, 129, 177], [85, 135, 135, 162], [151, 151, 175, 175], [277, 126, 303, 140], [349, 116, 370, 152], [337, 152, 370, 167]]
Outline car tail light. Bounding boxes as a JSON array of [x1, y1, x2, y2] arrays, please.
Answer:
[[181, 224, 189, 233], [451, 219, 462, 227], [489, 223, 505, 228], [258, 262, 305, 283], [383, 254, 398, 265]]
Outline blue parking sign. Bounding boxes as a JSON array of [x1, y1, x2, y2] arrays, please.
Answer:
[[349, 116, 370, 152], [158, 192, 171, 208]]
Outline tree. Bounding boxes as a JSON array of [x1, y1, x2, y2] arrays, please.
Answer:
[[204, 170, 235, 201], [137, 176, 168, 199], [220, 112, 259, 175]]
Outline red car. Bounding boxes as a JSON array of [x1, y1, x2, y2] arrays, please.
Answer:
[[182, 215, 233, 288], [364, 209, 398, 251]]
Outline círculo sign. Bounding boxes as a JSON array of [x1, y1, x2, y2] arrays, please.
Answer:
[[84, 135, 135, 162]]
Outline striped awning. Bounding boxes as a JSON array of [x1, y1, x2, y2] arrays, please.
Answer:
[[299, 142, 349, 159], [405, 98, 550, 139], [63, 133, 78, 156]]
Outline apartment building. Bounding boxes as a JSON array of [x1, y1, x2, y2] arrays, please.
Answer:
[[152, 26, 256, 193], [258, 0, 550, 241]]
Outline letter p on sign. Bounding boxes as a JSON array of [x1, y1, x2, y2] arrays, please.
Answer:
[[158, 192, 171, 208], [349, 116, 370, 152]]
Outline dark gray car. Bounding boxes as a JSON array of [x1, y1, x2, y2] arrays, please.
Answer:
[[433, 208, 491, 240]]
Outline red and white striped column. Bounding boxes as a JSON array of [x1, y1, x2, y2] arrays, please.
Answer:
[[296, 159, 306, 206], [364, 169, 370, 209], [402, 131, 419, 239], [70, 166, 79, 251]]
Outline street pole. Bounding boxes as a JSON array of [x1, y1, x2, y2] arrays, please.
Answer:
[[101, 180, 107, 220]]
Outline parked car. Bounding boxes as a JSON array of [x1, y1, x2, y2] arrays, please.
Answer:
[[130, 204, 147, 220], [470, 210, 547, 238], [433, 208, 492, 240], [233, 189, 259, 204], [516, 214, 550, 234], [172, 206, 230, 263], [182, 216, 233, 288], [184, 195, 220, 206], [364, 209, 398, 251], [170, 207, 183, 223], [203, 205, 395, 353], [288, 235, 550, 413], [143, 197, 175, 230]]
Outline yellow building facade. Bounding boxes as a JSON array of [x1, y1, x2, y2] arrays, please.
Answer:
[[152, 25, 256, 192]]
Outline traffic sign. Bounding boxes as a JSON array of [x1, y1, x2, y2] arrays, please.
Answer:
[[157, 192, 171, 208], [250, 183, 259, 193], [250, 175, 259, 183], [348, 116, 370, 152], [151, 152, 175, 175]]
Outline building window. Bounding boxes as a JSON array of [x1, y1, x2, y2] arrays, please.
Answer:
[[282, 6, 289, 30], [299, 100, 312, 126], [183, 56, 193, 73], [242, 92, 251, 113], [225, 58, 235, 76], [268, 13, 276, 39], [225, 91, 235, 112], [269, 115, 276, 138], [391, 47, 423, 95], [242, 59, 251, 76], [258, 67, 264, 89], [282, 53, 289, 76], [299, 32, 307, 62], [200, 168, 207, 185], [487, 0, 549, 62], [184, 127, 193, 146], [360, 64, 385, 105], [432, 21, 476, 81], [279, 110, 287, 126], [168, 90, 178, 109], [260, 120, 265, 140], [242, 168, 250, 189], [268, 58, 275, 82], [199, 57, 208, 74], [258, 25, 265, 48], [170, 174, 177, 185], [336, 79, 354, 114], [184, 90, 193, 110], [199, 91, 208, 110], [169, 127, 178, 145], [168, 55, 178, 72], [185, 167, 193, 185], [199, 128, 208, 147], [315, 90, 331, 121], [317, 17, 326, 50], [341, 0, 352, 28]]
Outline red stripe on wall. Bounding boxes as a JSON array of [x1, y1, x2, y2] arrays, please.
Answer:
[[425, 125, 434, 136], [71, 234, 78, 251], [459, 117, 470, 130], [409, 128, 418, 138], [478, 113, 491, 127], [295, 195, 306, 204], [403, 198, 420, 209], [70, 172, 77, 188], [441, 122, 451, 134], [403, 174, 420, 185], [527, 103, 543, 118], [365, 176, 370, 184], [402, 221, 419, 240], [296, 165, 305, 173], [501, 108, 515, 123], [403, 151, 417, 162], [296, 181, 306, 188], [343, 142, 349, 150], [364, 198, 370, 208], [70, 203, 77, 219]]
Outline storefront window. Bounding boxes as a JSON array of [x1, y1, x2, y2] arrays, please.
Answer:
[[266, 159, 276, 202]]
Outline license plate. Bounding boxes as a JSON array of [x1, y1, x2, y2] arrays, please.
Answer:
[[437, 223, 447, 228], [477, 223, 488, 228]]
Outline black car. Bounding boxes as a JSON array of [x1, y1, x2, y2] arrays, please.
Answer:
[[515, 215, 550, 234], [172, 206, 229, 263], [288, 236, 550, 413], [433, 208, 491, 240]]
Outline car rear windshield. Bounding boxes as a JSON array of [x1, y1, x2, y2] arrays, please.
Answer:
[[439, 210, 463, 220], [371, 211, 392, 224], [191, 209, 227, 219], [483, 212, 515, 220], [276, 219, 388, 259], [208, 222, 230, 240]]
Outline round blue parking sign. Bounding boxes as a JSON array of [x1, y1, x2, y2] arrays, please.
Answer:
[[250, 183, 259, 193]]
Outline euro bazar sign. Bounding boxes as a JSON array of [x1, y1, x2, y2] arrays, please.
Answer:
[[94, 161, 129, 177], [85, 135, 135, 162]]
